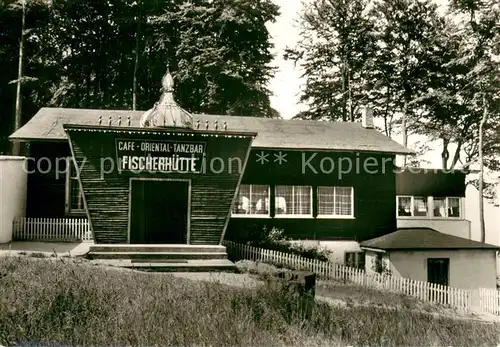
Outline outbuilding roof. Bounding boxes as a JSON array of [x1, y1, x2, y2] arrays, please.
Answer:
[[360, 228, 500, 251], [9, 107, 413, 154]]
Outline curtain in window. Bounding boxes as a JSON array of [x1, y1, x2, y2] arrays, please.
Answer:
[[397, 196, 412, 216], [413, 197, 427, 216], [318, 186, 353, 216], [275, 186, 311, 216], [232, 185, 269, 215], [433, 198, 446, 217], [334, 187, 352, 216], [318, 187, 335, 215], [448, 197, 460, 217]]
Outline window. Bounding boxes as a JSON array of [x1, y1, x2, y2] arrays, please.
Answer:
[[345, 251, 365, 270], [397, 196, 427, 217], [232, 184, 270, 216], [317, 186, 354, 217], [398, 196, 461, 218], [275, 185, 312, 217], [413, 197, 428, 216], [433, 197, 447, 217], [397, 196, 412, 216], [65, 158, 85, 215], [448, 197, 460, 217], [427, 258, 449, 286], [433, 197, 461, 218]]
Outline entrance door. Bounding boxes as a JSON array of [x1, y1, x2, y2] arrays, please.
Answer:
[[427, 258, 449, 286], [130, 180, 189, 244]]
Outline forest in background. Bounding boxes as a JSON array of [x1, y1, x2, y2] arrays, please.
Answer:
[[1, 0, 499, 174], [0, 0, 280, 153], [287, 0, 500, 172]]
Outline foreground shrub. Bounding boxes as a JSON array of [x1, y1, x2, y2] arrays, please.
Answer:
[[0, 257, 499, 347], [245, 226, 332, 261]]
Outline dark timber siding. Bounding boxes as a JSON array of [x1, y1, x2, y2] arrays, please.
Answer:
[[66, 129, 252, 244], [226, 150, 397, 242], [396, 169, 466, 197], [25, 141, 398, 243]]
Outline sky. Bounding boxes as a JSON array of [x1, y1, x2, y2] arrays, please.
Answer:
[[265, 0, 450, 120], [266, 0, 305, 121]]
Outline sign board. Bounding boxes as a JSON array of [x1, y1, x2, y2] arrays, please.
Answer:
[[115, 138, 206, 174]]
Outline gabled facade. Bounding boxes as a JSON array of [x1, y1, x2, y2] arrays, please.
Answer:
[[9, 91, 411, 247]]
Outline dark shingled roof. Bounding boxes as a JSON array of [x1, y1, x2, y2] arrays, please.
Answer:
[[360, 228, 500, 251], [9, 107, 413, 154]]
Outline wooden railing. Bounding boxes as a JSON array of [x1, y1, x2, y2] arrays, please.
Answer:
[[223, 240, 500, 316], [13, 217, 93, 242]]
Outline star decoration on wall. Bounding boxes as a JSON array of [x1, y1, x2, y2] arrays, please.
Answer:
[[256, 151, 269, 164], [273, 151, 287, 165]]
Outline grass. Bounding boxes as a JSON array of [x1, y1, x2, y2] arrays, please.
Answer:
[[0, 257, 499, 347], [316, 281, 446, 312]]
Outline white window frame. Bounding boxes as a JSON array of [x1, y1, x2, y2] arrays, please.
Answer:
[[397, 195, 428, 218], [231, 184, 271, 218], [432, 196, 462, 219], [397, 195, 462, 219], [65, 157, 85, 216], [274, 185, 313, 218], [317, 186, 355, 219]]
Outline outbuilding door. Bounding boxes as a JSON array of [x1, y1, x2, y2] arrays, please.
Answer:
[[427, 258, 449, 286], [129, 179, 190, 244]]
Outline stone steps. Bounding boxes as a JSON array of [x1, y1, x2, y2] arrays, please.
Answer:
[[89, 244, 226, 253], [88, 251, 228, 260], [86, 244, 235, 272]]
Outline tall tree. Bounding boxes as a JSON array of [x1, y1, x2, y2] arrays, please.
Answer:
[[0, 0, 280, 148], [0, 0, 50, 154], [285, 0, 376, 121], [12, 0, 25, 155], [369, 0, 445, 160], [169, 0, 280, 117], [413, 4, 500, 173]]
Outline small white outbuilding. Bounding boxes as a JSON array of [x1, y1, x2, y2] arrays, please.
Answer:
[[360, 228, 500, 289]]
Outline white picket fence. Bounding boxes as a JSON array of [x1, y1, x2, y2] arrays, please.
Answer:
[[12, 217, 93, 242], [223, 240, 500, 316]]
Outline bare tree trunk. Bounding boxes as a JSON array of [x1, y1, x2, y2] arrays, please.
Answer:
[[348, 62, 353, 122], [402, 100, 408, 167], [132, 29, 140, 111], [341, 57, 347, 122], [384, 86, 391, 136], [132, 0, 144, 111], [448, 141, 463, 170], [12, 0, 26, 156], [441, 138, 450, 170], [479, 93, 488, 243]]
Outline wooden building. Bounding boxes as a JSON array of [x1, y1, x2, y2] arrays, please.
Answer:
[[9, 71, 412, 254], [396, 168, 471, 239]]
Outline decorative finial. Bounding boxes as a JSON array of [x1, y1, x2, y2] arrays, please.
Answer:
[[224, 121, 227, 131], [196, 120, 200, 129], [205, 120, 209, 130], [161, 70, 174, 92], [118, 116, 122, 126], [98, 116, 102, 125], [108, 116, 112, 126], [215, 120, 218, 130], [127, 115, 131, 126]]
